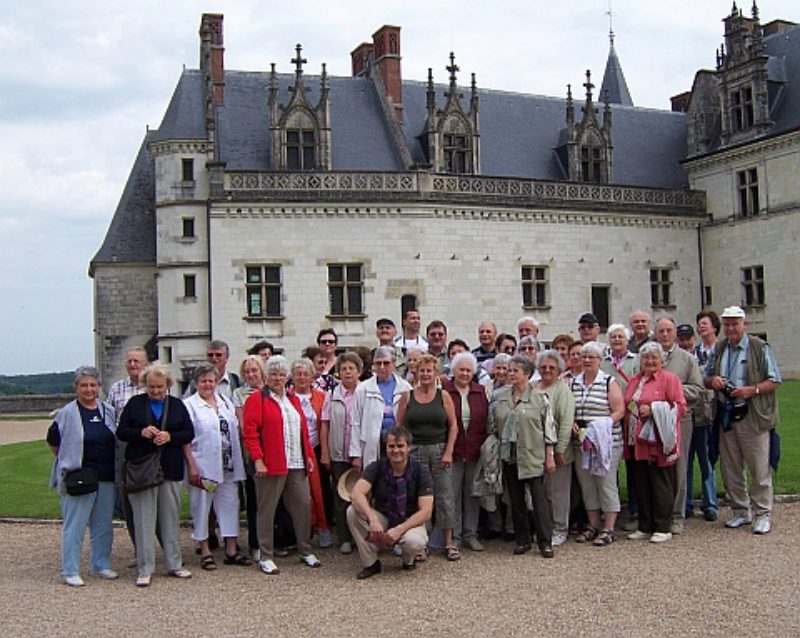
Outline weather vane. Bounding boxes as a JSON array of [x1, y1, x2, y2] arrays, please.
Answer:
[[606, 0, 615, 45]]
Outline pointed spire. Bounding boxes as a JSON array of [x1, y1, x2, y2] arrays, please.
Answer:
[[292, 43, 306, 80], [599, 28, 633, 106], [566, 83, 574, 128], [320, 62, 329, 101], [731, 1, 738, 16], [470, 72, 478, 112], [584, 69, 594, 104], [751, 0, 759, 20], [426, 67, 435, 112], [268, 62, 277, 106]]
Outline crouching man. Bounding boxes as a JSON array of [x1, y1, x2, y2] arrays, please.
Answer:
[[346, 426, 433, 579]]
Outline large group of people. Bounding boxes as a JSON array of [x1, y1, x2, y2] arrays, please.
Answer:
[[48, 304, 783, 585]]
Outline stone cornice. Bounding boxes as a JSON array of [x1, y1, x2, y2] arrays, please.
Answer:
[[684, 128, 800, 172], [221, 171, 705, 216], [210, 203, 703, 229], [149, 140, 213, 156]]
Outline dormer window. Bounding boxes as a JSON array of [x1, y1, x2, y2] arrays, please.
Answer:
[[443, 133, 468, 173], [731, 87, 754, 132], [287, 129, 316, 170], [581, 143, 603, 183]]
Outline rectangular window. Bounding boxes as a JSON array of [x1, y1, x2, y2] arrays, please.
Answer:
[[737, 168, 759, 217], [591, 285, 610, 331], [246, 265, 282, 317], [650, 268, 673, 307], [328, 263, 364, 317], [731, 87, 754, 132], [183, 274, 196, 298], [443, 134, 468, 173], [286, 130, 315, 170], [181, 217, 195, 239], [162, 346, 173, 364], [704, 286, 713, 307], [581, 146, 602, 183], [181, 158, 194, 182], [741, 265, 765, 307], [521, 265, 549, 309]]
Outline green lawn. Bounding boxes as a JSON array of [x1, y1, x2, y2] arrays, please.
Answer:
[[1, 381, 797, 518]]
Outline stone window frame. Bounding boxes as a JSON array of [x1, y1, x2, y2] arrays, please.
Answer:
[[245, 264, 283, 318], [736, 167, 759, 218], [521, 264, 550, 310], [327, 263, 365, 318], [181, 158, 195, 183], [286, 128, 316, 171], [730, 86, 754, 133], [649, 267, 674, 308], [183, 273, 197, 299], [181, 217, 195, 239], [741, 264, 765, 308], [443, 132, 469, 174]]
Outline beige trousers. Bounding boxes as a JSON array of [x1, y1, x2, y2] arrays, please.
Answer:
[[719, 412, 773, 518], [254, 470, 313, 558], [346, 505, 428, 567], [545, 461, 572, 533]]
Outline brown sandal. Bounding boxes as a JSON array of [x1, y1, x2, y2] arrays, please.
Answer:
[[575, 527, 598, 544], [445, 545, 461, 561]]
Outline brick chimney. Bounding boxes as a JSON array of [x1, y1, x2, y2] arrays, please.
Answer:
[[350, 42, 374, 77], [200, 13, 225, 105], [371, 25, 402, 120], [670, 91, 690, 112], [763, 19, 796, 36]]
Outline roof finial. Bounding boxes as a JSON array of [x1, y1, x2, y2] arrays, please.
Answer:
[[447, 52, 459, 86], [292, 43, 307, 77], [606, 0, 615, 46], [731, 2, 738, 17], [751, 0, 759, 20], [584, 69, 594, 103]]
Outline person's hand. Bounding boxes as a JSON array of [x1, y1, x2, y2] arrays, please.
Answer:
[[254, 459, 267, 477], [731, 386, 756, 400], [571, 422, 580, 437], [385, 526, 402, 544], [320, 452, 331, 470], [142, 426, 159, 439], [351, 457, 363, 473], [639, 403, 652, 419], [545, 454, 556, 474], [554, 453, 565, 467], [153, 430, 171, 446], [441, 451, 453, 469], [187, 463, 201, 488], [709, 376, 728, 391]]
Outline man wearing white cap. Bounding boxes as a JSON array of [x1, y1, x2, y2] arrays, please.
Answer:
[[703, 306, 782, 534]]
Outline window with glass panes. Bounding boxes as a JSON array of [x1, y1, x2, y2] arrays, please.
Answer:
[[521, 265, 548, 308], [246, 265, 282, 317], [328, 263, 364, 316], [286, 129, 315, 170], [741, 265, 765, 307], [650, 268, 673, 307]]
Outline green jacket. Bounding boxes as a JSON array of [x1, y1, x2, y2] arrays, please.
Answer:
[[539, 379, 576, 462], [490, 384, 555, 480]]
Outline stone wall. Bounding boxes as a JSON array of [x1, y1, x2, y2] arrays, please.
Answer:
[[0, 394, 72, 415]]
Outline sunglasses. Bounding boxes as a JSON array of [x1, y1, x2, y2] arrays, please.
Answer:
[[319, 339, 336, 345]]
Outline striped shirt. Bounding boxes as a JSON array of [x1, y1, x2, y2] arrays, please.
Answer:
[[571, 370, 622, 444]]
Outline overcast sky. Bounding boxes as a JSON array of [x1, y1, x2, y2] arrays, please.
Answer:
[[0, 0, 795, 375]]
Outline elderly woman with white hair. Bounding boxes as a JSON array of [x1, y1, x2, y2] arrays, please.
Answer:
[[623, 341, 687, 543], [242, 355, 322, 575], [117, 363, 195, 586], [569, 341, 625, 546], [535, 350, 576, 547], [48, 366, 118, 587], [518, 336, 542, 382], [442, 351, 489, 551], [602, 324, 639, 395], [183, 363, 248, 570]]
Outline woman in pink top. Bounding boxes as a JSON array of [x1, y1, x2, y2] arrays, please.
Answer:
[[623, 342, 687, 544]]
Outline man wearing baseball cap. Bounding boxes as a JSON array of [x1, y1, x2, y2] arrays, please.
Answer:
[[703, 306, 782, 534]]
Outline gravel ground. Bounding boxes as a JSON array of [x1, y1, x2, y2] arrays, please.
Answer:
[[2, 505, 799, 637], [3, 420, 798, 636]]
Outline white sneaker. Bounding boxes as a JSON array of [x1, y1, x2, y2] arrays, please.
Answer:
[[258, 559, 279, 575], [551, 531, 568, 547], [300, 553, 321, 568], [92, 569, 118, 580], [135, 574, 151, 587], [339, 542, 353, 555], [670, 519, 685, 535], [64, 575, 84, 587], [627, 530, 649, 541], [725, 514, 752, 528], [649, 532, 672, 544], [318, 528, 333, 548], [753, 517, 772, 535]]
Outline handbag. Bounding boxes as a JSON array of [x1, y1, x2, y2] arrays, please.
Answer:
[[124, 397, 169, 493], [64, 467, 98, 496]]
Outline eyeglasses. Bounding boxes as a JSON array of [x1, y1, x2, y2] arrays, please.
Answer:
[[207, 352, 225, 359], [319, 339, 336, 345], [520, 346, 537, 352], [374, 361, 393, 367]]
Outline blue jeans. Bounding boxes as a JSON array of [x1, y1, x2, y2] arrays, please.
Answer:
[[60, 481, 115, 577], [685, 426, 718, 514]]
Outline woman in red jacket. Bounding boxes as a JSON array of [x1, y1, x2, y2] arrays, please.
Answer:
[[243, 355, 322, 575], [443, 352, 489, 552]]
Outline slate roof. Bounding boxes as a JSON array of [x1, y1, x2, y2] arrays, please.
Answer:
[[762, 22, 800, 133], [600, 41, 634, 107], [90, 131, 156, 271]]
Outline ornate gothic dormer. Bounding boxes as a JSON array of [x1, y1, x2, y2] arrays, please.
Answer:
[[566, 70, 613, 183], [268, 44, 332, 171], [717, 1, 772, 145], [424, 53, 480, 174]]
